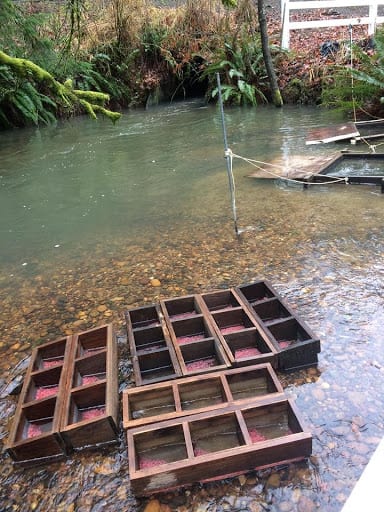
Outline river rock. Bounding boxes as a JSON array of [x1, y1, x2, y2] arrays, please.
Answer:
[[266, 473, 280, 488]]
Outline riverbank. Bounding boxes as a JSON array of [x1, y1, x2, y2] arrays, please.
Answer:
[[1, 0, 381, 131]]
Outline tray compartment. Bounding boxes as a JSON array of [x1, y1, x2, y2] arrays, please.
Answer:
[[243, 400, 303, 443], [7, 398, 65, 463], [127, 305, 161, 329], [226, 365, 282, 401], [76, 325, 108, 357], [251, 298, 292, 325], [211, 308, 254, 335], [136, 349, 178, 384], [223, 329, 275, 366], [32, 337, 68, 371], [161, 295, 202, 320], [24, 366, 62, 403], [236, 282, 275, 304], [190, 412, 245, 456], [132, 325, 168, 354], [127, 385, 176, 422], [171, 315, 215, 345], [179, 377, 226, 411], [72, 354, 107, 388], [61, 382, 117, 449], [200, 290, 241, 312], [180, 338, 228, 374], [264, 318, 321, 371], [133, 425, 188, 470]]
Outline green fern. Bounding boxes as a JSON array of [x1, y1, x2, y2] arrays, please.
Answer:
[[202, 34, 268, 106]]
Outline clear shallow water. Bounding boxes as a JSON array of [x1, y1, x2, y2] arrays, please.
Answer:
[[0, 101, 383, 511]]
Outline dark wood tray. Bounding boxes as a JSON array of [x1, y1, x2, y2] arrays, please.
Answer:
[[125, 305, 182, 385], [60, 324, 119, 450], [236, 281, 321, 371], [127, 397, 312, 496], [122, 363, 284, 429], [7, 324, 119, 464], [6, 335, 73, 465]]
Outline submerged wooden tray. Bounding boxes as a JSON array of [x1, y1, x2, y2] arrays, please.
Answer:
[[7, 324, 119, 465], [198, 290, 278, 368], [125, 304, 182, 385], [127, 397, 312, 496], [60, 324, 119, 450], [122, 363, 284, 429], [160, 295, 232, 376], [6, 335, 74, 465], [236, 281, 321, 371]]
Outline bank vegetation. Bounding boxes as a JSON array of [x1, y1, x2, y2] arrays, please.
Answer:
[[1, 0, 384, 129]]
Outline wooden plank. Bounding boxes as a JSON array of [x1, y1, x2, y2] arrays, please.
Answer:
[[306, 122, 360, 145], [247, 153, 341, 180]]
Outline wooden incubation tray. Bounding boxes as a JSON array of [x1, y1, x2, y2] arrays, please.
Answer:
[[198, 290, 278, 368], [6, 336, 73, 465], [122, 363, 284, 429], [7, 324, 119, 465], [236, 281, 321, 371], [161, 295, 231, 376], [60, 324, 119, 450], [127, 397, 312, 496], [125, 304, 182, 385]]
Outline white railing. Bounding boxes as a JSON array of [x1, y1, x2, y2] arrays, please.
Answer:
[[281, 0, 384, 49]]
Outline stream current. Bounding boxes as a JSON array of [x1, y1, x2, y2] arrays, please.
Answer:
[[0, 100, 383, 511]]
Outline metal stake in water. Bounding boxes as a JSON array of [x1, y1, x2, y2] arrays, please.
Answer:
[[216, 73, 239, 237]]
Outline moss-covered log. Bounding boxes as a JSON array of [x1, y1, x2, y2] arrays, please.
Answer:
[[0, 50, 121, 124]]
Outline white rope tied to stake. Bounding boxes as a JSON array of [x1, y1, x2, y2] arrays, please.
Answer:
[[226, 148, 349, 186]]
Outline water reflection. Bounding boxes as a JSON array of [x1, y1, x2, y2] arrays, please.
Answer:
[[0, 101, 383, 511]]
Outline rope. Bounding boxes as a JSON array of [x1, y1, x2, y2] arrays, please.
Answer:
[[226, 149, 349, 186]]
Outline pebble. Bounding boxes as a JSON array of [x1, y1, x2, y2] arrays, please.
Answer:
[[298, 496, 316, 512], [279, 501, 294, 512], [0, 198, 383, 512], [266, 473, 280, 488]]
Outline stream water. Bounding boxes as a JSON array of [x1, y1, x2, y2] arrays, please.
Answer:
[[0, 100, 383, 511]]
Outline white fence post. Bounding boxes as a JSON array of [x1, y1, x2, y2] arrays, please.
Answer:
[[281, 0, 291, 50], [369, 2, 378, 34]]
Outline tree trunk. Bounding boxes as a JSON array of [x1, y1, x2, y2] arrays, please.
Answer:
[[257, 0, 283, 107]]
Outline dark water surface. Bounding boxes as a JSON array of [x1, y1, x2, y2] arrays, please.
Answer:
[[0, 101, 383, 511]]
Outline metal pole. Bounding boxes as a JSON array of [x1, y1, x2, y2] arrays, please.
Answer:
[[216, 73, 239, 237]]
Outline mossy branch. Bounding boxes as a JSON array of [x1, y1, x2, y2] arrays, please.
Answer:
[[0, 50, 121, 123]]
